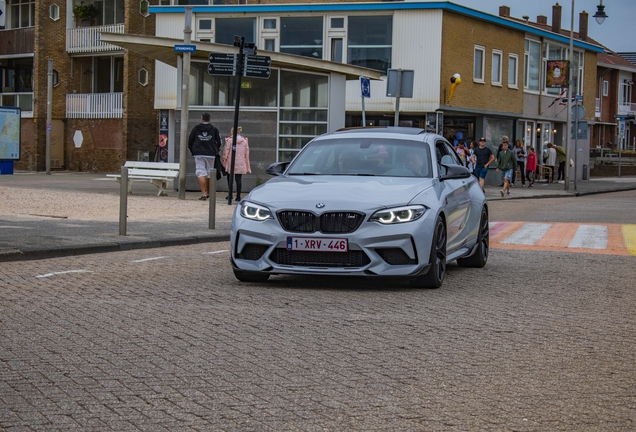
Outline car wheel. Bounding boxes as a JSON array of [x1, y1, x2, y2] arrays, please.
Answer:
[[410, 216, 446, 289], [233, 268, 270, 283], [457, 207, 489, 268]]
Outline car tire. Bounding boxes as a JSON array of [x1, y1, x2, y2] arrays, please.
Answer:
[[410, 216, 446, 289], [233, 268, 270, 283], [457, 207, 489, 268]]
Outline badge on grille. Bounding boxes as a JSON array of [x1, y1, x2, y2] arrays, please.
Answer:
[[316, 203, 325, 208]]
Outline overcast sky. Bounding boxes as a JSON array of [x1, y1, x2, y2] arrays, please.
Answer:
[[451, 0, 635, 53]]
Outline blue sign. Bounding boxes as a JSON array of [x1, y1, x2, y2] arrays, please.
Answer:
[[360, 76, 371, 98], [174, 44, 197, 53]]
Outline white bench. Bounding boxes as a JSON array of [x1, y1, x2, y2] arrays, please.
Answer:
[[107, 161, 180, 196]]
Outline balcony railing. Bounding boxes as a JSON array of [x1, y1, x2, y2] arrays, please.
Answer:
[[617, 103, 636, 116], [66, 92, 123, 118], [66, 24, 125, 53]]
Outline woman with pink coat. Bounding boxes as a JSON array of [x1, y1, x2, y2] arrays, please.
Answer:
[[222, 126, 251, 202]]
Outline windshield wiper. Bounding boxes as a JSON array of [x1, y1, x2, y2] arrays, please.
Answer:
[[288, 172, 318, 175]]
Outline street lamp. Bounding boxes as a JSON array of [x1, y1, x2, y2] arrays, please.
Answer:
[[564, 0, 607, 191]]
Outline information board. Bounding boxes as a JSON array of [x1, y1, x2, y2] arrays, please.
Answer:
[[0, 106, 21, 161]]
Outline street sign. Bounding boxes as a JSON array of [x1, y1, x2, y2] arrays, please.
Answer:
[[245, 55, 271, 67], [207, 63, 235, 76], [174, 44, 196, 53], [386, 69, 414, 98], [209, 53, 235, 64], [360, 76, 371, 98], [244, 55, 271, 79], [244, 65, 271, 79], [208, 53, 237, 76]]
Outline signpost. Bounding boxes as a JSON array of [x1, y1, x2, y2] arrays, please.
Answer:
[[207, 53, 236, 76], [244, 55, 271, 79], [174, 44, 196, 53], [360, 76, 370, 127], [386, 69, 414, 126]]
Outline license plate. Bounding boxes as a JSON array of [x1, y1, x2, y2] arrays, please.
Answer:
[[286, 237, 348, 252]]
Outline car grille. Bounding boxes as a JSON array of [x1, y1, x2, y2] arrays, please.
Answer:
[[237, 244, 269, 261], [271, 249, 371, 268], [277, 211, 365, 234], [375, 248, 417, 265]]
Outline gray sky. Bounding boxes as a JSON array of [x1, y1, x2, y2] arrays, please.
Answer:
[[451, 0, 635, 52]]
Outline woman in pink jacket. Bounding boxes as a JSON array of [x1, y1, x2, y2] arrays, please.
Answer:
[[222, 126, 251, 201]]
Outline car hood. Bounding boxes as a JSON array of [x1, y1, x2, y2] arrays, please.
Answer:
[[248, 175, 436, 210]]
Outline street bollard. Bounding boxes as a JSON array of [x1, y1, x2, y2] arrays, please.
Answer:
[[119, 166, 128, 236], [209, 168, 216, 229]]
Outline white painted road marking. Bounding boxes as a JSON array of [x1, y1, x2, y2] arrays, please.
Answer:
[[204, 250, 229, 255], [500, 223, 552, 245], [36, 270, 91, 278], [568, 225, 608, 250], [131, 256, 168, 263]]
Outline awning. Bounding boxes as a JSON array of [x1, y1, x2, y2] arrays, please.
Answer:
[[99, 33, 383, 81]]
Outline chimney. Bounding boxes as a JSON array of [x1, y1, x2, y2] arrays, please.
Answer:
[[499, 5, 510, 18], [579, 11, 589, 41], [537, 15, 548, 25], [552, 3, 562, 34]]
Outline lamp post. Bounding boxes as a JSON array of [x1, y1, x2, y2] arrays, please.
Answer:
[[564, 0, 607, 192]]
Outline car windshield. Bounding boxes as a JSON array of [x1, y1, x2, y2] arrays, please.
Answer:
[[287, 137, 433, 178]]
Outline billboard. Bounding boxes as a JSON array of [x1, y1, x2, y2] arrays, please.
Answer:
[[0, 106, 21, 161], [546, 60, 568, 88]]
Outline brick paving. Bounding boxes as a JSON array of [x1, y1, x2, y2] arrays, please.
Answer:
[[1, 242, 635, 430]]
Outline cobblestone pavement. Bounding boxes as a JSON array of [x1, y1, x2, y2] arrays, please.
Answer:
[[1, 242, 635, 431]]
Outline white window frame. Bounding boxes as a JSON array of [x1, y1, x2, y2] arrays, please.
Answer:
[[260, 16, 279, 51], [327, 15, 347, 64], [196, 18, 213, 42], [474, 45, 485, 83], [508, 53, 518, 89], [492, 49, 503, 86], [603, 80, 609, 97], [524, 39, 541, 93]]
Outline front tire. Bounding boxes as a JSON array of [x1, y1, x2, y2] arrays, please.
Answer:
[[457, 207, 489, 268], [410, 217, 447, 289]]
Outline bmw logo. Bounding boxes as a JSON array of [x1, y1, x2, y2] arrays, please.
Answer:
[[316, 203, 325, 209]]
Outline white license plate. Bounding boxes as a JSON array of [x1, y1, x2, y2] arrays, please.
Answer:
[[286, 237, 348, 252]]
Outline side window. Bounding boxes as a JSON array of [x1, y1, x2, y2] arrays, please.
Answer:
[[436, 141, 462, 175]]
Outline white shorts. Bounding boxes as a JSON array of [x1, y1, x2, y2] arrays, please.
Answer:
[[194, 156, 215, 178]]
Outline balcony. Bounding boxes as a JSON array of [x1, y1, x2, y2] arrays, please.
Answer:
[[66, 92, 123, 118], [617, 102, 636, 116], [66, 24, 125, 53]]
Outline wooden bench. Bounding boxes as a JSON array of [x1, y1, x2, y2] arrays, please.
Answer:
[[107, 161, 179, 196]]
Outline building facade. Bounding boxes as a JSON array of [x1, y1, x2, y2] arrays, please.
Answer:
[[0, 0, 159, 172]]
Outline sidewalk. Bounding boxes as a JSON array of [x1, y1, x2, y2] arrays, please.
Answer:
[[1, 171, 635, 262]]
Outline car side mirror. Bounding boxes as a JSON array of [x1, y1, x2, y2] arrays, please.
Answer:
[[440, 164, 471, 181], [266, 162, 289, 176]]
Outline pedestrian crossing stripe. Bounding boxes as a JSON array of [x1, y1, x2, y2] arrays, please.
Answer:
[[490, 222, 636, 256]]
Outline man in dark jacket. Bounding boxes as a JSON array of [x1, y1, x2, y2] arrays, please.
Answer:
[[496, 141, 517, 197], [188, 113, 221, 200]]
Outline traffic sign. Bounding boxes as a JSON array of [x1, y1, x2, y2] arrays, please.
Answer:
[[245, 55, 271, 67], [174, 44, 196, 53], [244, 65, 271, 79], [209, 53, 235, 64], [207, 63, 235, 76], [360, 76, 371, 98]]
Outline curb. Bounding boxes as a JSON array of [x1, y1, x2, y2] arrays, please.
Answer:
[[0, 234, 231, 263]]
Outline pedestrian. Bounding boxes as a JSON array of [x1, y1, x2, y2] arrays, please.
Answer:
[[188, 112, 222, 201], [512, 139, 526, 187], [554, 144, 566, 183], [456, 141, 468, 167], [496, 141, 517, 197], [222, 126, 251, 202], [467, 141, 476, 173], [496, 136, 510, 186], [471, 137, 495, 193], [545, 143, 558, 183], [526, 146, 537, 188]]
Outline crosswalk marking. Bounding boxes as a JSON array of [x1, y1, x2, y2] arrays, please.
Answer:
[[490, 222, 636, 256]]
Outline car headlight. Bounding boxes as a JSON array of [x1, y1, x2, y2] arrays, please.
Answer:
[[369, 205, 426, 224], [240, 201, 273, 221]]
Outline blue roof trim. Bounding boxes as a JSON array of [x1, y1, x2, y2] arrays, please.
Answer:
[[149, 1, 602, 53]]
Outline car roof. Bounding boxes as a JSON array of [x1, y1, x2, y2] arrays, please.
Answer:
[[334, 126, 428, 136]]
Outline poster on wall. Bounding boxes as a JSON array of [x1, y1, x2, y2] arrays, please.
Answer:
[[546, 60, 568, 88], [156, 109, 169, 162], [0, 106, 21, 161]]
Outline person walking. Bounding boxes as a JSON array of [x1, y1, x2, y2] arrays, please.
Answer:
[[456, 141, 468, 167], [222, 126, 251, 202], [554, 144, 566, 183], [545, 143, 558, 183], [188, 112, 222, 201], [526, 146, 537, 188], [496, 141, 517, 197], [467, 141, 476, 174], [512, 139, 526, 187], [471, 137, 495, 193]]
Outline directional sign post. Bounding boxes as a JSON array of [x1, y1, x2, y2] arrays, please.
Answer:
[[360, 76, 370, 127], [207, 53, 236, 76], [244, 55, 271, 79], [174, 44, 196, 53]]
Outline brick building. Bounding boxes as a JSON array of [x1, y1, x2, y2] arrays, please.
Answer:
[[1, 0, 159, 172]]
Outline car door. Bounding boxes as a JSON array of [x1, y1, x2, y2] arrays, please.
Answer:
[[436, 141, 473, 251]]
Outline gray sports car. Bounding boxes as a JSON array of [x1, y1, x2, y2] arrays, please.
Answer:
[[230, 127, 489, 288]]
